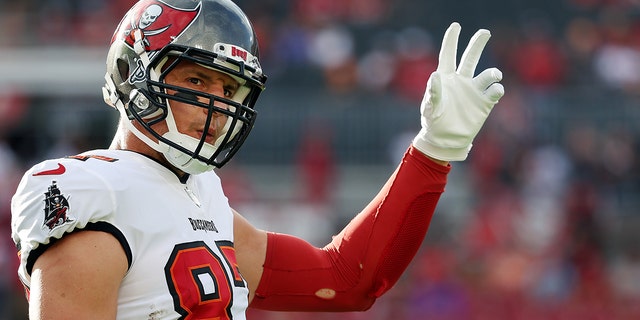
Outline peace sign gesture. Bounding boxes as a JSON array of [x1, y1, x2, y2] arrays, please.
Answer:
[[413, 22, 505, 161]]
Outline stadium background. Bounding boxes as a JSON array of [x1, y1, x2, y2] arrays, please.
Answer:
[[1, 0, 640, 319]]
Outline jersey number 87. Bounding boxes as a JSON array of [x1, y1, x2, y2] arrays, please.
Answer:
[[165, 240, 245, 319]]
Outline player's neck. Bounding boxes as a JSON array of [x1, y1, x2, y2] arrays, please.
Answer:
[[111, 130, 191, 183]]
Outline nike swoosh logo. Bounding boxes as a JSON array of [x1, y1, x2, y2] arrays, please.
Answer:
[[33, 163, 66, 176]]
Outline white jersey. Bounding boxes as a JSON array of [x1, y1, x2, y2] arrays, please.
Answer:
[[11, 149, 249, 319]]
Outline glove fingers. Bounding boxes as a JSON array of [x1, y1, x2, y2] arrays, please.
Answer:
[[484, 83, 505, 104], [473, 67, 503, 90], [437, 22, 461, 74], [473, 68, 504, 103], [458, 29, 491, 78]]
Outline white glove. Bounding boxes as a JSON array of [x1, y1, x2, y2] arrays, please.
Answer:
[[412, 22, 504, 161]]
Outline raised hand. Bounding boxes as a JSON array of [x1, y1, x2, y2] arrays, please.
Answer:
[[412, 22, 504, 161]]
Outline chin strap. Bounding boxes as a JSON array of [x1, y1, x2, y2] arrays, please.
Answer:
[[251, 146, 450, 311], [102, 72, 168, 155]]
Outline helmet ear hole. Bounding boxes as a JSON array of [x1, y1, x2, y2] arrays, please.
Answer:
[[117, 58, 130, 82]]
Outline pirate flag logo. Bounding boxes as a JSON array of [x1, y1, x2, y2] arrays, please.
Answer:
[[42, 181, 74, 230], [110, 0, 201, 83], [117, 0, 200, 51]]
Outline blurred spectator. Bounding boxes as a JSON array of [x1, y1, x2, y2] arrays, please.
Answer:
[[508, 16, 567, 90], [357, 37, 397, 93], [296, 120, 336, 205], [563, 17, 602, 86], [593, 7, 640, 92], [404, 247, 471, 320], [390, 27, 437, 102], [307, 24, 359, 94]]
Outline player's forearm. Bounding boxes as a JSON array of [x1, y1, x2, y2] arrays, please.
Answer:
[[324, 145, 450, 301], [250, 146, 450, 311]]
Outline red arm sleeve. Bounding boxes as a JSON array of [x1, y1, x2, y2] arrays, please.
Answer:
[[250, 146, 450, 311]]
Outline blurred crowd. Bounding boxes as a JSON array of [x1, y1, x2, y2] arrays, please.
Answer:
[[2, 0, 640, 319]]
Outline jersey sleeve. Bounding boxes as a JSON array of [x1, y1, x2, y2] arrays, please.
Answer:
[[10, 157, 121, 287]]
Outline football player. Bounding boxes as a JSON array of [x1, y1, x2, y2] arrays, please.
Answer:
[[11, 0, 504, 319]]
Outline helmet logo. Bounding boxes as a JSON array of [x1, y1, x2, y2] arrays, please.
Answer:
[[113, 0, 201, 52], [139, 4, 163, 29], [214, 43, 263, 75], [231, 47, 248, 61]]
